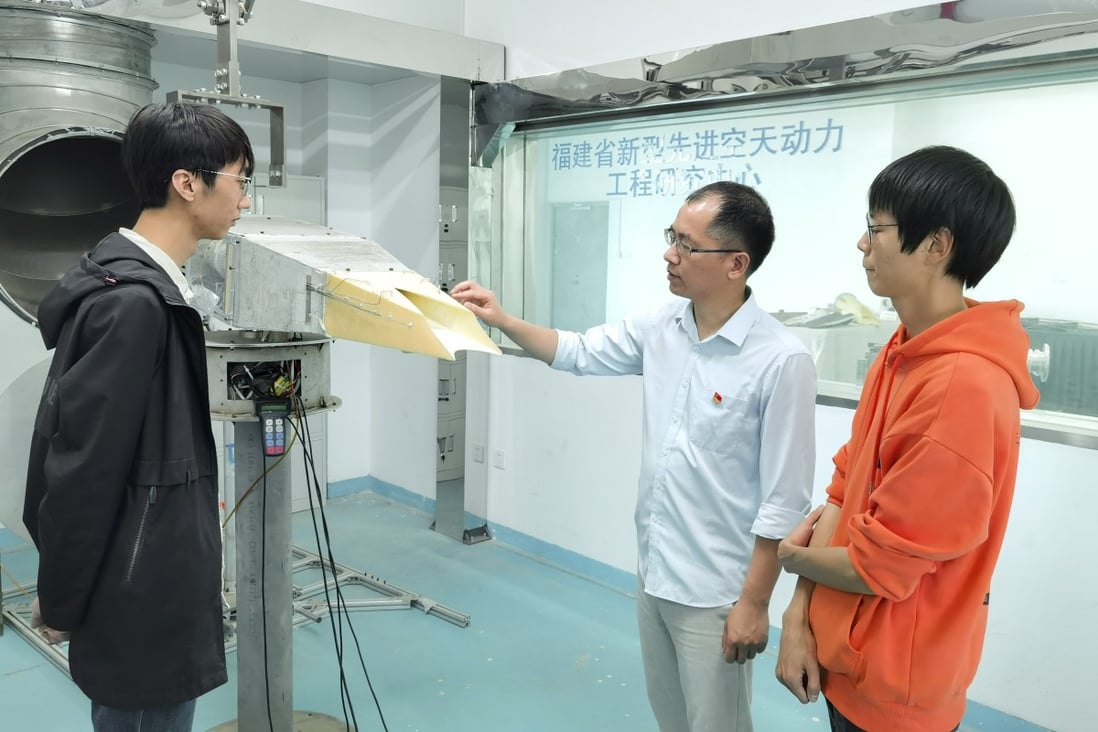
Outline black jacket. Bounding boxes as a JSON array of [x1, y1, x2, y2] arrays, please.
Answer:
[[24, 232, 227, 710]]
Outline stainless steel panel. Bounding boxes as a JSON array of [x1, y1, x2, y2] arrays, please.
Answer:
[[0, 3, 156, 323]]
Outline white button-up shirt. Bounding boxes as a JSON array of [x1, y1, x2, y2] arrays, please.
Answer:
[[552, 292, 816, 606]]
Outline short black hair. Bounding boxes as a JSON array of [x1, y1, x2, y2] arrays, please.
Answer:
[[685, 181, 775, 276], [121, 102, 255, 209], [868, 146, 1015, 288]]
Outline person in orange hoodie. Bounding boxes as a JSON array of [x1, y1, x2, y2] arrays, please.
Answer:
[[774, 145, 1040, 732]]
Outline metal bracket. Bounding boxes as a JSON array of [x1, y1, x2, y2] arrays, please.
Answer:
[[168, 0, 286, 187], [462, 524, 492, 545], [166, 89, 286, 188], [304, 282, 416, 329]]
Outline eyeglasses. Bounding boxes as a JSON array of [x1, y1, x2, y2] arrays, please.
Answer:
[[664, 228, 743, 256], [865, 214, 899, 243], [195, 169, 253, 198]]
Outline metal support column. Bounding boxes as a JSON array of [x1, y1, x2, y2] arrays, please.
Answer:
[[434, 75, 491, 546], [234, 420, 293, 730]]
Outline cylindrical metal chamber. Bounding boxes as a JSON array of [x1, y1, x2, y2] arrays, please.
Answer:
[[0, 2, 157, 324]]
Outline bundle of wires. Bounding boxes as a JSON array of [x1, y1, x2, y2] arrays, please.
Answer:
[[258, 397, 389, 732], [226, 365, 389, 731], [228, 362, 296, 400]]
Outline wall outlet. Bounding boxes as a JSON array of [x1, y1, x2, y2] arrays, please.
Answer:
[[472, 444, 485, 463], [492, 448, 506, 469]]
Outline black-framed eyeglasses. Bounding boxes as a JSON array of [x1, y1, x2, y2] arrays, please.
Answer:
[[865, 214, 899, 243], [195, 169, 253, 198], [664, 228, 743, 256]]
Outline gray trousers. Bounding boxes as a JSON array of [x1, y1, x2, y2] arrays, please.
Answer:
[[637, 578, 753, 732]]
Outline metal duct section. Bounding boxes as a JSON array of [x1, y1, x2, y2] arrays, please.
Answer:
[[0, 2, 156, 324], [472, 8, 1098, 166], [188, 217, 501, 361]]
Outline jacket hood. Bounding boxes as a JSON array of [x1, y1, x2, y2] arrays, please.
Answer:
[[888, 298, 1040, 409], [37, 232, 185, 349]]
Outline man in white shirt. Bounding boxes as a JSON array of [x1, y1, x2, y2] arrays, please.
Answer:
[[451, 181, 816, 732]]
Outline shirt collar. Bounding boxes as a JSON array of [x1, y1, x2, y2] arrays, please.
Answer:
[[117, 228, 194, 304], [674, 287, 761, 347]]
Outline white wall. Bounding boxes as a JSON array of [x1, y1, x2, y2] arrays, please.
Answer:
[[302, 0, 465, 35], [464, 0, 933, 78], [255, 72, 443, 489], [298, 77, 376, 483], [977, 436, 1098, 732], [363, 76, 444, 498], [482, 356, 643, 571]]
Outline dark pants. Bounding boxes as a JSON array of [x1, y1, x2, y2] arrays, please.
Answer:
[[827, 699, 959, 732], [91, 699, 196, 732]]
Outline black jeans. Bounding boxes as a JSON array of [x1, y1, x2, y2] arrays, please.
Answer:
[[91, 699, 196, 732], [827, 699, 959, 732]]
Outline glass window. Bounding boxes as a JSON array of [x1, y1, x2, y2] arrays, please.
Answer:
[[483, 61, 1098, 435]]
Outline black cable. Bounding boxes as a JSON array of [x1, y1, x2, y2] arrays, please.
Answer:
[[300, 409, 388, 732], [295, 399, 355, 731], [260, 451, 275, 732], [295, 401, 389, 731], [298, 408, 361, 731]]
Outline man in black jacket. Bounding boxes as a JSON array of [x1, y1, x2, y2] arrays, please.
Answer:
[[23, 102, 254, 731]]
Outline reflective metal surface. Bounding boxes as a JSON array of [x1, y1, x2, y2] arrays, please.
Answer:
[[473, 5, 1098, 165], [0, 2, 156, 324], [188, 216, 499, 360]]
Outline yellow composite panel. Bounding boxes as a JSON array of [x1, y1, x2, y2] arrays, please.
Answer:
[[321, 271, 501, 360]]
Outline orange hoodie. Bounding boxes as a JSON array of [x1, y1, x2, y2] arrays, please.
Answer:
[[809, 299, 1040, 732]]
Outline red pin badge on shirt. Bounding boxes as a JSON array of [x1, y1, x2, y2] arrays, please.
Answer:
[[712, 392, 723, 405]]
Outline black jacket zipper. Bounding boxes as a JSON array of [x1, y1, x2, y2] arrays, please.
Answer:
[[123, 485, 157, 584]]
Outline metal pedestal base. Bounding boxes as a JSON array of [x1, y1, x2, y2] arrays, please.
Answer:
[[208, 710, 354, 731]]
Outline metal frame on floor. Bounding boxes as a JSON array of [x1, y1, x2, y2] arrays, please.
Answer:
[[2, 545, 469, 673], [287, 545, 469, 628], [1, 589, 69, 677]]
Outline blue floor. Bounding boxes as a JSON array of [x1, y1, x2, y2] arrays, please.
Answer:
[[0, 491, 1041, 731]]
